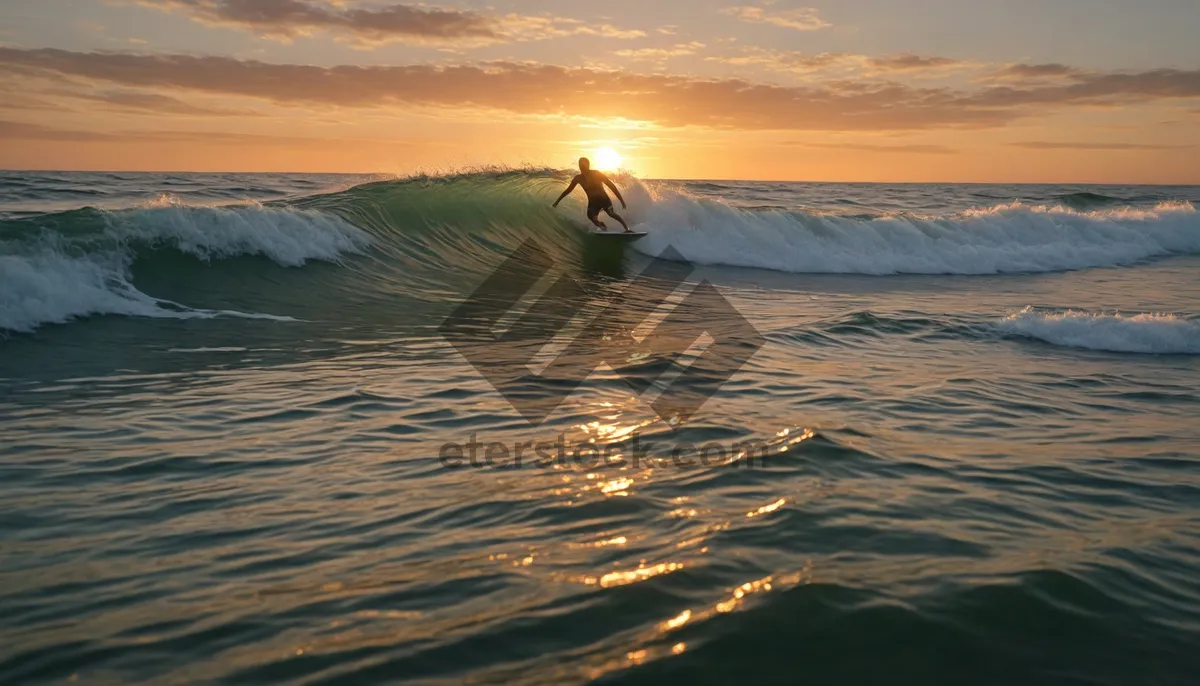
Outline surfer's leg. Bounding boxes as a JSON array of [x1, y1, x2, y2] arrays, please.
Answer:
[[587, 204, 607, 230], [605, 207, 631, 232]]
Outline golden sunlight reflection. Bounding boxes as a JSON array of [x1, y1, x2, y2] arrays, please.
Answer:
[[591, 535, 628, 548], [550, 466, 656, 504], [676, 519, 729, 551], [746, 498, 786, 518], [582, 565, 813, 680], [777, 427, 816, 453], [584, 561, 684, 588], [600, 477, 635, 495], [575, 411, 658, 444], [716, 576, 774, 613], [662, 609, 692, 630]]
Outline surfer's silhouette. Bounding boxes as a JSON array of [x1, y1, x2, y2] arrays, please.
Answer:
[[552, 157, 631, 232]]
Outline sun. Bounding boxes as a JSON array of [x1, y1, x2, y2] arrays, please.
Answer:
[[593, 146, 623, 171]]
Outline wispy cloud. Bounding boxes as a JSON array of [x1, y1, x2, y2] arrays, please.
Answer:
[[0, 119, 418, 147], [707, 49, 860, 73], [720, 3, 830, 31], [46, 87, 255, 116], [616, 42, 705, 61], [707, 49, 968, 76], [992, 63, 1082, 81], [867, 54, 965, 73], [0, 93, 61, 112], [1008, 141, 1181, 150], [126, 0, 644, 47], [1, 120, 111, 142], [2, 48, 1199, 132], [783, 141, 958, 154]]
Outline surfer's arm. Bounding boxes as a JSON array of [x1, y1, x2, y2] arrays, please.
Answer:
[[552, 177, 579, 207], [602, 176, 626, 209]]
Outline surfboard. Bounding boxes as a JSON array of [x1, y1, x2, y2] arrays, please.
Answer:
[[589, 230, 648, 240]]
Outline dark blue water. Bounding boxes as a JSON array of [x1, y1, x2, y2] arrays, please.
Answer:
[[2, 171, 1199, 684]]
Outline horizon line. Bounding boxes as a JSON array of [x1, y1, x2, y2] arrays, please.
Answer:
[[2, 169, 1199, 187]]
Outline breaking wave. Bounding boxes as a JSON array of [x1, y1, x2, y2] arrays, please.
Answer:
[[997, 307, 1200, 354], [3, 169, 1199, 332], [628, 182, 1199, 274]]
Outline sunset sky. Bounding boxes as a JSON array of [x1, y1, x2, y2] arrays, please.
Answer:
[[1, 0, 1198, 182]]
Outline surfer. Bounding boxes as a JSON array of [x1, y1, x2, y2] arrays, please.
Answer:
[[552, 157, 632, 232]]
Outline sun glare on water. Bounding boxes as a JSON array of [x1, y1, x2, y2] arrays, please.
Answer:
[[593, 147, 623, 171]]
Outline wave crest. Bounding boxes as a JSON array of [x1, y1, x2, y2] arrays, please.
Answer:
[[113, 202, 372, 267], [627, 181, 1200, 274], [997, 307, 1200, 354], [1, 202, 365, 332]]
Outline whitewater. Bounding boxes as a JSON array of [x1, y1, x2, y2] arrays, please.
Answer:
[[3, 170, 1199, 335], [2, 170, 1199, 685]]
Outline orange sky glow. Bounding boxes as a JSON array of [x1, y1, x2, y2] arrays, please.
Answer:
[[1, 0, 1198, 182]]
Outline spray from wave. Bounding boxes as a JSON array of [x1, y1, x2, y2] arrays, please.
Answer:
[[997, 307, 1200, 354]]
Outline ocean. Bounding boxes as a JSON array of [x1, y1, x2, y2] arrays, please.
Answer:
[[2, 170, 1199, 685]]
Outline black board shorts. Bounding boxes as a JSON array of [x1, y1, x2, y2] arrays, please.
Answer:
[[587, 195, 614, 219]]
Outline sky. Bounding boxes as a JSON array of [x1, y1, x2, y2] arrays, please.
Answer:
[[1, 0, 1198, 182]]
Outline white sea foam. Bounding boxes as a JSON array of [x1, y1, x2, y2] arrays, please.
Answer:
[[624, 181, 1200, 275], [997, 307, 1200, 354], [0, 251, 297, 333], [108, 202, 372, 266], [0, 200, 363, 332]]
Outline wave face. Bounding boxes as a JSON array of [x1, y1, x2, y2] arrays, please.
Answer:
[[998, 307, 1200, 354], [107, 202, 372, 266], [0, 203, 369, 332], [628, 184, 1200, 274], [3, 169, 1200, 332]]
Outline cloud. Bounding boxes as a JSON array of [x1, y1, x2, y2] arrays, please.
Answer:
[[128, 0, 644, 46], [707, 49, 861, 73], [1, 120, 110, 142], [720, 3, 830, 31], [993, 63, 1081, 80], [867, 54, 964, 72], [0, 93, 61, 112], [2, 48, 1199, 133], [707, 49, 968, 76], [0, 119, 410, 146], [616, 42, 705, 61], [967, 69, 1200, 109], [1008, 141, 1181, 151], [783, 141, 957, 154], [46, 88, 255, 116]]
